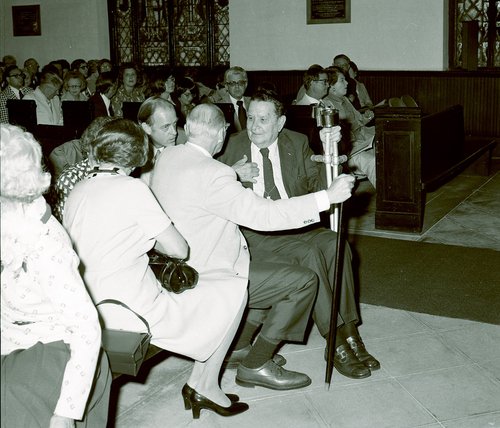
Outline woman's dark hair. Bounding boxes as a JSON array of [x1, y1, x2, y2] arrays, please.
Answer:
[[174, 76, 198, 101], [95, 71, 116, 94], [91, 118, 149, 168]]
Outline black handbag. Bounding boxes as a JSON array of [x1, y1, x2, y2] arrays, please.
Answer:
[[148, 249, 199, 294], [96, 299, 152, 376]]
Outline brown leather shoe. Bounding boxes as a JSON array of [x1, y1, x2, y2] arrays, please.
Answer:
[[224, 345, 286, 369], [332, 344, 371, 379], [236, 360, 311, 390], [346, 336, 380, 370]]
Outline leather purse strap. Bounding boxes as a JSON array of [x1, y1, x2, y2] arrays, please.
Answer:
[[96, 299, 151, 335]]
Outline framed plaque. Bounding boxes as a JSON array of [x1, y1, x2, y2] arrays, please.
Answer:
[[307, 0, 350, 24], [12, 5, 41, 37]]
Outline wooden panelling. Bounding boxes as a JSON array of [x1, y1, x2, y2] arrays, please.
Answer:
[[245, 70, 500, 142]]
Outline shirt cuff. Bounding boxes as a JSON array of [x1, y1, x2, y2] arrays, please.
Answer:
[[314, 190, 330, 212]]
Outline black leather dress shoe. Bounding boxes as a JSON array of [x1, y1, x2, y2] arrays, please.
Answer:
[[236, 359, 311, 390], [181, 384, 249, 419], [224, 345, 287, 369], [346, 336, 380, 370], [332, 344, 371, 379], [182, 383, 239, 405]]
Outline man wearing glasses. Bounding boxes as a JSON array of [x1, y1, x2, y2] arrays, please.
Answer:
[[295, 65, 330, 106], [209, 66, 250, 131], [0, 65, 33, 124]]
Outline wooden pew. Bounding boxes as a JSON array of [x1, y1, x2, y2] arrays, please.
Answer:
[[374, 104, 496, 233]]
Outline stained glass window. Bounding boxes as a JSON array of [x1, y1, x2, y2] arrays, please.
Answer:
[[451, 0, 499, 68], [107, 0, 230, 68]]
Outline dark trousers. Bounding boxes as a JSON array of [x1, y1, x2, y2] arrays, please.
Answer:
[[244, 227, 359, 337], [1, 341, 111, 428], [246, 250, 318, 343]]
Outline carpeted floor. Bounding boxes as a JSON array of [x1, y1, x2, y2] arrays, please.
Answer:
[[349, 235, 500, 325]]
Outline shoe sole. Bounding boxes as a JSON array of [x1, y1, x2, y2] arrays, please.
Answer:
[[334, 365, 371, 379], [235, 376, 312, 390]]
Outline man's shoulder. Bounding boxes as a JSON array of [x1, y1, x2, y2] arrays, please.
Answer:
[[280, 128, 309, 145]]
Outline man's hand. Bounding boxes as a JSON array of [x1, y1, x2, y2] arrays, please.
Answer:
[[319, 125, 342, 153], [231, 155, 259, 183], [326, 174, 356, 204]]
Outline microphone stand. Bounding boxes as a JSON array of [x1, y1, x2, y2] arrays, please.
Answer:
[[315, 107, 347, 387]]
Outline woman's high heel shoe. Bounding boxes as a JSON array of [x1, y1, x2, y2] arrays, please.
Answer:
[[181, 383, 239, 409], [181, 384, 249, 419]]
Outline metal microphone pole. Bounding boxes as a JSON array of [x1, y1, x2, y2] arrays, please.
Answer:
[[314, 107, 346, 387]]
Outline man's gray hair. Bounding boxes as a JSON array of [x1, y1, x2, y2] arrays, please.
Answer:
[[185, 104, 226, 140]]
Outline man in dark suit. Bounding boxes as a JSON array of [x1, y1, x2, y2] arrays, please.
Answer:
[[218, 89, 380, 379]]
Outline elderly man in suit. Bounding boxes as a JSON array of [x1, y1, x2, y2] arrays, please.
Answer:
[[0, 65, 33, 124], [209, 66, 250, 132], [151, 103, 355, 390], [218, 89, 380, 380]]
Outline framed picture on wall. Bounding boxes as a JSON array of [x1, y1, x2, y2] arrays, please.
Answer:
[[12, 5, 41, 37], [307, 0, 350, 24]]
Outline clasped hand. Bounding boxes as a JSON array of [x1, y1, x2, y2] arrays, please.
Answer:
[[311, 126, 347, 165], [326, 174, 356, 204]]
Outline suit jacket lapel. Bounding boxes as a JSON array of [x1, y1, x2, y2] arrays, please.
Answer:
[[278, 132, 296, 197]]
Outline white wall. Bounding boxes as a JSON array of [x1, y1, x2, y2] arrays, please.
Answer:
[[1, 0, 110, 68], [1, 0, 448, 71], [229, 0, 448, 71]]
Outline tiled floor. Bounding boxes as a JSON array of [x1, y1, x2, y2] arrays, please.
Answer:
[[110, 170, 500, 428]]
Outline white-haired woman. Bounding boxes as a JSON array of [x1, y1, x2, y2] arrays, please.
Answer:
[[0, 124, 111, 428]]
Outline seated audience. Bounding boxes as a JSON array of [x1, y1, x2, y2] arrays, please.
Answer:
[[0, 124, 111, 428], [218, 90, 380, 378], [48, 115, 110, 179], [2, 55, 16, 67], [50, 116, 114, 222], [63, 118, 249, 419], [88, 71, 117, 118], [86, 59, 100, 95], [0, 65, 33, 124], [333, 54, 361, 110], [324, 66, 376, 187], [294, 64, 329, 105], [349, 61, 373, 111], [111, 62, 145, 117], [61, 70, 88, 101], [151, 104, 357, 391], [23, 57, 40, 89], [146, 68, 176, 103], [99, 59, 113, 74], [172, 76, 199, 127], [209, 66, 249, 131], [23, 69, 64, 125]]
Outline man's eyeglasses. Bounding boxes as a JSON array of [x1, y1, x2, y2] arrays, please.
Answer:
[[68, 85, 82, 89], [9, 73, 24, 78], [226, 80, 247, 87], [313, 79, 329, 85]]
